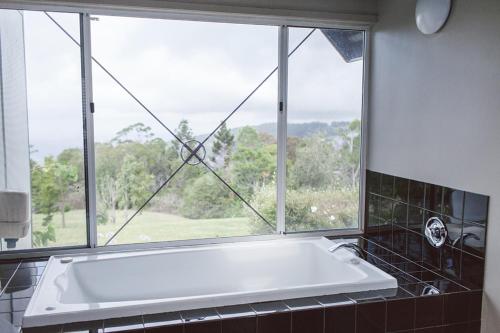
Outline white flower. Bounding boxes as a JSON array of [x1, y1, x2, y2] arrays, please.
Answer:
[[139, 234, 151, 242], [329, 215, 336, 221], [310, 206, 318, 213]]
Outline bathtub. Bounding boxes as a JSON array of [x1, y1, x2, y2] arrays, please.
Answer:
[[23, 237, 397, 327]]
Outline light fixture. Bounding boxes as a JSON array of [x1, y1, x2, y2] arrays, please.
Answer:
[[415, 0, 452, 35]]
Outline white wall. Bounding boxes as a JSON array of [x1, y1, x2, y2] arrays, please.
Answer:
[[368, 0, 500, 331]]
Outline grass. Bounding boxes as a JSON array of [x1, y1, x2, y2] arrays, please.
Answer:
[[32, 209, 259, 248]]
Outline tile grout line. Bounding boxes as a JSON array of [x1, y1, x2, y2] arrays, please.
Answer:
[[0, 261, 23, 297], [360, 236, 472, 291]]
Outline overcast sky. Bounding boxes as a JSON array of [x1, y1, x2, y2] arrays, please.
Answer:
[[22, 11, 363, 159]]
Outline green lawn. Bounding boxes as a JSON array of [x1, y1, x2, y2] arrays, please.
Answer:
[[32, 209, 258, 248]]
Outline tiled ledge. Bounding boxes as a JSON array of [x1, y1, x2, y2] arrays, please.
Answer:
[[0, 236, 483, 333]]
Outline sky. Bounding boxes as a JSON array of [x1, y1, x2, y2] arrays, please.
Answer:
[[20, 11, 364, 160]]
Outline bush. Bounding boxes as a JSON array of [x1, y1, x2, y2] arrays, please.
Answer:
[[249, 185, 359, 233], [181, 173, 243, 219]]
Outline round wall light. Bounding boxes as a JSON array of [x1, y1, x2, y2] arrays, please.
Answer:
[[415, 0, 452, 35]]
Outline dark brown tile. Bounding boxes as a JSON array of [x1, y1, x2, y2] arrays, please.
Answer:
[[461, 222, 485, 258], [251, 301, 289, 315], [415, 295, 443, 328], [145, 325, 183, 333], [392, 226, 408, 255], [291, 308, 323, 333], [0, 286, 36, 300], [217, 304, 256, 319], [380, 198, 394, 224], [256, 312, 291, 333], [0, 297, 30, 313], [467, 320, 481, 333], [381, 174, 394, 197], [63, 320, 104, 332], [393, 202, 408, 227], [409, 180, 425, 208], [425, 184, 443, 213], [284, 297, 321, 310], [468, 291, 483, 321], [103, 316, 144, 332], [316, 294, 353, 307], [461, 252, 485, 289], [463, 192, 489, 225], [386, 298, 415, 332], [356, 300, 385, 333], [408, 206, 424, 233], [143, 312, 183, 332], [442, 188, 464, 219], [23, 325, 63, 333], [324, 304, 355, 333], [444, 322, 468, 333], [394, 177, 409, 202], [444, 292, 469, 325], [182, 308, 220, 322], [422, 237, 442, 270], [221, 316, 256, 333], [185, 320, 221, 333], [407, 232, 423, 262], [367, 170, 381, 194], [415, 327, 443, 333]]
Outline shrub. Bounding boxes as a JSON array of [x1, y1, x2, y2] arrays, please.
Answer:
[[249, 185, 359, 233], [181, 173, 243, 219]]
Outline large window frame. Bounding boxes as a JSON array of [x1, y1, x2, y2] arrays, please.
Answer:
[[0, 3, 371, 258]]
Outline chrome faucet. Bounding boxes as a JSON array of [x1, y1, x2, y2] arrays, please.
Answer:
[[329, 242, 367, 260], [451, 232, 480, 247]]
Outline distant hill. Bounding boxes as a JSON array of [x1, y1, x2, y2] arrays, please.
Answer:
[[252, 121, 350, 138], [197, 121, 350, 143]]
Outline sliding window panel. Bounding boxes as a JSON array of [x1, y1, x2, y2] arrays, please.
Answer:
[[286, 27, 364, 232], [0, 10, 87, 250], [90, 16, 278, 245]]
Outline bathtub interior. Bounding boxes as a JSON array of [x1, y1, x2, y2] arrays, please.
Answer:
[[24, 237, 397, 327]]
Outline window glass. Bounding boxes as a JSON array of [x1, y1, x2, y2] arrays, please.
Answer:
[[0, 10, 87, 250], [91, 16, 278, 245], [286, 27, 364, 232]]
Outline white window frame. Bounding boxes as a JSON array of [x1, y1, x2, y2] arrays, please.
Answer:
[[0, 2, 371, 259]]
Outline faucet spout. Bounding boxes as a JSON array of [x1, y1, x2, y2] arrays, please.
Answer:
[[329, 242, 367, 260]]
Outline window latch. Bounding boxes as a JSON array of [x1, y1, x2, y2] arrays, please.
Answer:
[[90, 102, 95, 114]]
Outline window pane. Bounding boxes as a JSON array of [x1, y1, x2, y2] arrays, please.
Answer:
[[286, 27, 364, 232], [0, 10, 87, 250], [91, 16, 277, 245]]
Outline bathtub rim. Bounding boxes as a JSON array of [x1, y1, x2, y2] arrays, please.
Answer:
[[24, 236, 397, 327]]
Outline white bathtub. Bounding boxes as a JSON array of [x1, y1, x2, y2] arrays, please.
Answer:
[[23, 237, 397, 327]]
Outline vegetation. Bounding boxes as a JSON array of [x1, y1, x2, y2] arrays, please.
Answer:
[[30, 119, 361, 247]]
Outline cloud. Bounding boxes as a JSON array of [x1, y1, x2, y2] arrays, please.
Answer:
[[21, 11, 363, 159]]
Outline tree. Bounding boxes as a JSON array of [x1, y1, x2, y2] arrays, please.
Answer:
[[53, 161, 78, 228], [112, 122, 154, 144], [211, 122, 234, 168], [231, 127, 276, 198], [289, 134, 337, 190], [172, 119, 195, 153], [117, 154, 154, 219], [31, 158, 58, 246], [337, 119, 361, 189]]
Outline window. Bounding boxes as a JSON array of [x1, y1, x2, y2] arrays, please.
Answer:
[[0, 7, 366, 252], [91, 16, 278, 245], [0, 10, 87, 250], [286, 28, 364, 232]]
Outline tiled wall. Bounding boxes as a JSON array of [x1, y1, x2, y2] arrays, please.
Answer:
[[365, 170, 488, 289]]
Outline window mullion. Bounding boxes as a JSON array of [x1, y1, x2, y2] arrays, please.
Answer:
[[80, 13, 97, 248], [276, 25, 288, 235]]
